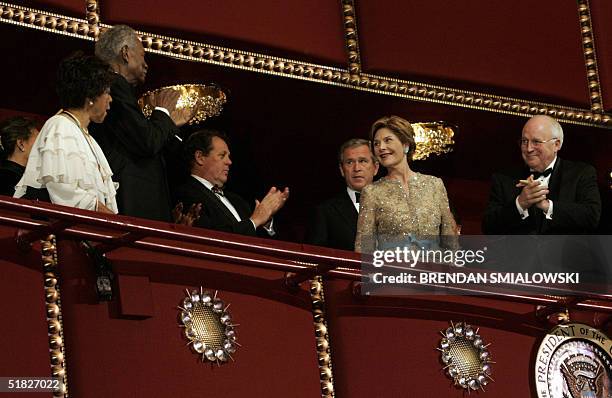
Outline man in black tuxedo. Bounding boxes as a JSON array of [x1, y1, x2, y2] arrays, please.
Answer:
[[90, 25, 192, 222], [482, 115, 601, 234], [307, 138, 379, 250], [174, 129, 289, 237]]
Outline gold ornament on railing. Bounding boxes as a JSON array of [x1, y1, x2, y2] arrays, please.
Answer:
[[438, 321, 494, 392], [138, 84, 227, 125], [178, 287, 239, 364], [411, 121, 456, 160]]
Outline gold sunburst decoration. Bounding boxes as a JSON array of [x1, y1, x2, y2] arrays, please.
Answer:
[[178, 287, 239, 364], [438, 321, 494, 392]]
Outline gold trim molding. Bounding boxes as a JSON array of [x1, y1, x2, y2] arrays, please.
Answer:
[[0, 2, 95, 40], [85, 0, 100, 37], [310, 276, 336, 398], [0, 1, 610, 128], [341, 0, 361, 75], [577, 0, 604, 113], [41, 235, 69, 397]]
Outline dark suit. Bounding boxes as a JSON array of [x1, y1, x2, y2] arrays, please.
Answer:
[[0, 160, 24, 197], [90, 74, 179, 222], [307, 191, 358, 251], [482, 158, 601, 234], [174, 176, 257, 236]]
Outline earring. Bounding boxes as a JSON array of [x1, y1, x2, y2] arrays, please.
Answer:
[[89, 101, 94, 106], [404, 146, 409, 154], [19, 146, 25, 152]]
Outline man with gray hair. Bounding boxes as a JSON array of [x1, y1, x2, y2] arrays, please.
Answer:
[[307, 138, 379, 250], [90, 25, 193, 222], [483, 115, 601, 234]]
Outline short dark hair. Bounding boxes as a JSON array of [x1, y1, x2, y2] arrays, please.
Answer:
[[0, 116, 37, 159], [56, 52, 113, 109], [370, 115, 416, 162], [183, 128, 229, 169], [338, 138, 376, 164]]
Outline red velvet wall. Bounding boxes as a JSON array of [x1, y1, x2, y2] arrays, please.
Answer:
[[590, 0, 612, 112], [17, 0, 84, 17], [100, 0, 347, 66], [358, 0, 590, 106]]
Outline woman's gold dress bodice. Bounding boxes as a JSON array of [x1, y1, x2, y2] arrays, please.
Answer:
[[355, 174, 458, 253]]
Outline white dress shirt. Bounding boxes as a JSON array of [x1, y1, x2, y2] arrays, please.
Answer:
[[347, 187, 360, 212]]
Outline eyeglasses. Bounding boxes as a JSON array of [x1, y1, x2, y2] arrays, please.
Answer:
[[518, 138, 558, 148]]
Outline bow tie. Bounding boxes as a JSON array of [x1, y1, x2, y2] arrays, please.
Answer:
[[355, 192, 361, 203], [211, 186, 224, 196], [531, 168, 552, 180]]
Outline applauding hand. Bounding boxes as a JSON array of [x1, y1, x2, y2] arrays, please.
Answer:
[[515, 175, 549, 210], [250, 187, 290, 228], [173, 202, 202, 226]]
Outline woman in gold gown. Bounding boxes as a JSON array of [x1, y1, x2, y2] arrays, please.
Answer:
[[355, 115, 458, 253]]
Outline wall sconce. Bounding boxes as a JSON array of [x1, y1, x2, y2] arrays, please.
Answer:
[[412, 122, 456, 160]]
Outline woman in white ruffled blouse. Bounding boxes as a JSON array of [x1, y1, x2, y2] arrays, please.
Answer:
[[15, 53, 117, 214]]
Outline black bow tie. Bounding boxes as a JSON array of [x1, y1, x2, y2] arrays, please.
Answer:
[[211, 186, 224, 196], [531, 168, 552, 180], [355, 192, 361, 203]]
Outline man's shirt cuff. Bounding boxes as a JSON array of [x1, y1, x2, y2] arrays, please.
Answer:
[[545, 200, 553, 220], [515, 196, 529, 219]]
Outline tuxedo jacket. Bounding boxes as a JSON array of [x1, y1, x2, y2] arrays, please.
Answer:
[[482, 158, 601, 234], [174, 176, 257, 237], [90, 74, 179, 222], [306, 191, 358, 251]]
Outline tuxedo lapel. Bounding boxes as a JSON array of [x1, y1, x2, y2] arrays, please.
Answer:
[[547, 158, 562, 202], [332, 192, 358, 234], [537, 158, 562, 234], [225, 191, 252, 221], [191, 178, 239, 223]]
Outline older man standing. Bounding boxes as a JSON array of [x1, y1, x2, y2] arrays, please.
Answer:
[[307, 138, 379, 250], [90, 25, 192, 222], [482, 115, 601, 234]]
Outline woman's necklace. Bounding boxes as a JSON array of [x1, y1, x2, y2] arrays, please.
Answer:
[[61, 109, 89, 135], [60, 109, 107, 184]]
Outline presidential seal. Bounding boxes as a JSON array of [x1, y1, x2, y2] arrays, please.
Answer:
[[535, 323, 612, 398]]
